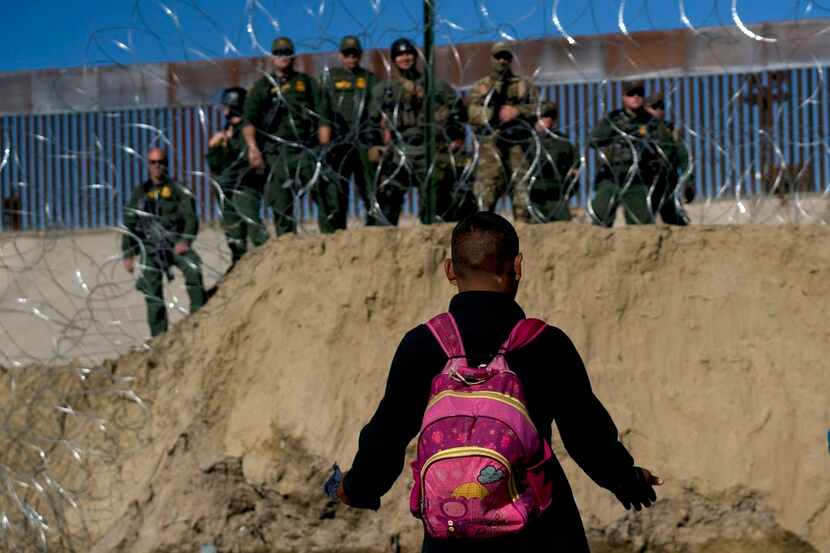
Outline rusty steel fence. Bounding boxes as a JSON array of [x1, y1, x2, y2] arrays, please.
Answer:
[[1, 34, 829, 230]]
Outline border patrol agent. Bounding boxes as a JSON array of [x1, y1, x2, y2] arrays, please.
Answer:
[[588, 80, 656, 226], [527, 102, 580, 222], [368, 38, 467, 225], [468, 42, 540, 221], [644, 92, 692, 225], [207, 87, 269, 270], [242, 36, 332, 235], [122, 148, 206, 337], [318, 36, 379, 230]]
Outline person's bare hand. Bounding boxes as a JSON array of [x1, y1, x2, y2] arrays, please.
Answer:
[[208, 131, 227, 148], [248, 146, 264, 171], [499, 105, 520, 122], [450, 138, 465, 152], [123, 257, 135, 274], [174, 242, 190, 256]]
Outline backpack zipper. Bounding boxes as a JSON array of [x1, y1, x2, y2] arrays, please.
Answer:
[[425, 390, 534, 426], [420, 446, 520, 504]]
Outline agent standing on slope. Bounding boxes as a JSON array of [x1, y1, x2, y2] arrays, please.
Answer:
[[333, 212, 662, 552], [122, 148, 206, 337]]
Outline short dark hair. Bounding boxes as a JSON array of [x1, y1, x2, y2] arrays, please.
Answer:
[[451, 212, 519, 278]]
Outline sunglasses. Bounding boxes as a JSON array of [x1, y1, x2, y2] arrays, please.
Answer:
[[494, 53, 513, 62], [341, 49, 361, 58], [625, 90, 645, 98], [272, 49, 294, 57], [148, 159, 167, 165]]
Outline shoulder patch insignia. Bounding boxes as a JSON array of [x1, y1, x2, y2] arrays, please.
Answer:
[[356, 77, 367, 89], [161, 186, 173, 199], [295, 80, 307, 92], [280, 83, 291, 93], [639, 125, 647, 137], [335, 80, 352, 90], [146, 190, 159, 200]]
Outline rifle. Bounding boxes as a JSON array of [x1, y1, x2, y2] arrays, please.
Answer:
[[135, 196, 177, 282]]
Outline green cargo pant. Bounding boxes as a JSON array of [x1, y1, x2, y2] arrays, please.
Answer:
[[136, 249, 205, 337], [473, 136, 531, 221], [528, 178, 573, 222], [650, 173, 689, 226], [219, 183, 270, 266], [373, 143, 455, 226], [264, 146, 319, 236], [590, 165, 655, 227], [320, 142, 377, 230]]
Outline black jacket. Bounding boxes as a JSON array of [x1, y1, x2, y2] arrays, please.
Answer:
[[344, 291, 635, 553]]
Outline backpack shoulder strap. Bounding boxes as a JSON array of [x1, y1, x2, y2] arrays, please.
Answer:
[[425, 312, 466, 360], [499, 318, 547, 353]]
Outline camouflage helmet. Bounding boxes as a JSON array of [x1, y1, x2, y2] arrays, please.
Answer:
[[621, 79, 646, 96], [390, 37, 417, 59], [220, 87, 247, 116], [271, 36, 295, 55], [491, 42, 514, 59], [340, 35, 362, 53]]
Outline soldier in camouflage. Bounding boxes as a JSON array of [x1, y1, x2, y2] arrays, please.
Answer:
[[242, 36, 331, 235], [644, 93, 692, 225], [369, 37, 467, 225], [526, 102, 580, 222], [318, 36, 379, 230], [122, 148, 206, 337], [468, 42, 540, 221], [207, 87, 269, 270], [588, 80, 656, 227]]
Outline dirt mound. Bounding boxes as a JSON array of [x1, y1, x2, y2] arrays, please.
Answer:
[[6, 223, 827, 552]]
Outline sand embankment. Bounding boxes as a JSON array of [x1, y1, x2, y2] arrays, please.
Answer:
[[2, 223, 828, 552]]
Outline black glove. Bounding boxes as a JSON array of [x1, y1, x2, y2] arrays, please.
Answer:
[[324, 463, 343, 500], [613, 466, 658, 511]]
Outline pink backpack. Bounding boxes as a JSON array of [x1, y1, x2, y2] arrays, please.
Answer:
[[410, 312, 554, 539]]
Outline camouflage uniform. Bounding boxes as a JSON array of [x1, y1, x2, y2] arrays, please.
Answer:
[[468, 42, 540, 221], [588, 80, 656, 227], [243, 37, 327, 235], [526, 103, 579, 222], [207, 87, 269, 267], [645, 93, 691, 226], [318, 36, 379, 230], [122, 178, 205, 337], [369, 39, 466, 225]]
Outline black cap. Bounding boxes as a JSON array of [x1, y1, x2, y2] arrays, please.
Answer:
[[622, 79, 645, 97], [271, 36, 295, 56], [390, 38, 417, 60], [340, 35, 362, 53], [221, 87, 247, 115], [540, 101, 558, 120]]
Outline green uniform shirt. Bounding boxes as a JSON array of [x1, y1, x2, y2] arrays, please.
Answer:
[[319, 66, 378, 140], [369, 69, 465, 143], [121, 179, 199, 258], [206, 120, 247, 189], [243, 70, 324, 150], [589, 108, 654, 168], [537, 129, 578, 185]]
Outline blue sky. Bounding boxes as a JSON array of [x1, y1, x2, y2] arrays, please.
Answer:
[[0, 0, 825, 72]]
